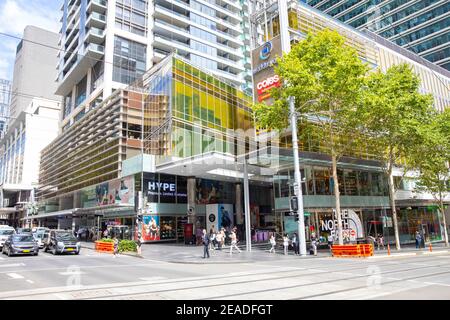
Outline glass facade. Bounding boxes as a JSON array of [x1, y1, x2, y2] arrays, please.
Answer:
[[115, 0, 148, 36], [307, 0, 450, 71], [113, 36, 147, 84]]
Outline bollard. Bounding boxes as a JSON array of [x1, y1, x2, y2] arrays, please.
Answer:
[[429, 242, 432, 252], [387, 244, 391, 256]]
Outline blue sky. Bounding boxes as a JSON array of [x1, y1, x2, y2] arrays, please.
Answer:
[[0, 0, 61, 80]]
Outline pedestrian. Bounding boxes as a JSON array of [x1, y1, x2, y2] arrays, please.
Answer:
[[209, 229, 216, 253], [202, 229, 210, 259], [269, 233, 276, 254], [136, 233, 143, 256], [283, 234, 289, 255], [113, 237, 119, 258], [310, 234, 317, 256], [328, 234, 334, 252], [220, 228, 226, 249], [377, 234, 385, 250], [229, 229, 241, 255], [415, 231, 421, 249], [292, 233, 299, 255], [103, 228, 109, 239], [215, 230, 223, 250]]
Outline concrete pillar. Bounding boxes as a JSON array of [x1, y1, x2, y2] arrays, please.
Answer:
[[187, 177, 196, 225], [235, 183, 244, 225], [57, 219, 61, 230]]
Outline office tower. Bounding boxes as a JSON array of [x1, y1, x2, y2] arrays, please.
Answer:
[[0, 79, 11, 136], [306, 0, 450, 71], [9, 26, 60, 122], [57, 0, 252, 131]]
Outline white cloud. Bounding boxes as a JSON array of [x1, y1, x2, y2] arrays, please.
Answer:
[[0, 0, 60, 80]]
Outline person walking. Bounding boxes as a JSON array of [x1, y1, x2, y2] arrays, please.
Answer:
[[136, 233, 143, 256], [415, 231, 422, 249], [310, 234, 318, 256], [292, 233, 300, 255], [209, 229, 216, 254], [377, 234, 385, 250], [220, 228, 226, 249], [269, 233, 276, 254], [328, 234, 334, 252], [215, 230, 223, 250], [202, 229, 210, 259], [229, 228, 241, 255], [283, 234, 289, 256], [113, 237, 119, 258]]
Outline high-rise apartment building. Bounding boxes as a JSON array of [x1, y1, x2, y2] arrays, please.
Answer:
[[9, 26, 60, 122], [305, 0, 450, 71], [57, 0, 252, 131], [0, 79, 11, 136]]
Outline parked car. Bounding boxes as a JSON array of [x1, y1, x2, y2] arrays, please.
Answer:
[[17, 228, 32, 234], [32, 227, 50, 234], [2, 233, 39, 256], [33, 232, 48, 249], [0, 227, 15, 251], [43, 230, 81, 255]]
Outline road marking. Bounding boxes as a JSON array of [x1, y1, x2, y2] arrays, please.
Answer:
[[59, 271, 86, 276], [26, 280, 34, 284], [7, 273, 24, 279], [139, 277, 167, 281], [0, 263, 26, 268], [424, 282, 450, 287], [0, 257, 4, 260]]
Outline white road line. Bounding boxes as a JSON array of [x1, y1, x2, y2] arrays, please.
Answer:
[[0, 263, 26, 268], [0, 257, 4, 260], [26, 280, 34, 284], [7, 273, 24, 279], [59, 271, 86, 276], [424, 282, 450, 287], [139, 277, 167, 281]]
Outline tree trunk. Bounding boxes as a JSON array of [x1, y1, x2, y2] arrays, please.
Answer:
[[387, 160, 401, 250], [332, 154, 343, 245], [439, 195, 449, 247]]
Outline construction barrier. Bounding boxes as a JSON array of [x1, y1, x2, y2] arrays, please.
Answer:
[[332, 244, 374, 258], [95, 241, 114, 253]]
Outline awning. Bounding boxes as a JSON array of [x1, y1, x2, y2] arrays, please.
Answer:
[[20, 209, 76, 221], [75, 204, 135, 217]]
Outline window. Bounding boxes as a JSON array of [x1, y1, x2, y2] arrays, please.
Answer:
[[113, 36, 147, 84]]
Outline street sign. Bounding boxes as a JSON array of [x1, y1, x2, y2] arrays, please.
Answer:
[[350, 230, 356, 237], [304, 212, 311, 217]]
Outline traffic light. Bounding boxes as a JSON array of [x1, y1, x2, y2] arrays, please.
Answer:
[[295, 215, 299, 222], [290, 196, 298, 212]]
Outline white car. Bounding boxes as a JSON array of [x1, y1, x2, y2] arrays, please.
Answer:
[[33, 232, 47, 249], [0, 227, 15, 251]]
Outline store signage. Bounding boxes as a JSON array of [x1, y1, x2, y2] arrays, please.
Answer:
[[256, 75, 281, 101], [147, 181, 187, 198], [260, 41, 273, 60], [320, 209, 364, 241]]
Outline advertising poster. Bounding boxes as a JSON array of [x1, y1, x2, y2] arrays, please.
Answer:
[[206, 204, 218, 232], [250, 205, 260, 227], [142, 215, 160, 241], [218, 204, 234, 230], [81, 176, 134, 208], [284, 216, 298, 235]]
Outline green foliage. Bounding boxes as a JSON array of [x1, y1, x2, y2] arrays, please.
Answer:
[[100, 238, 114, 243], [360, 63, 435, 168], [253, 29, 369, 158], [118, 239, 137, 253]]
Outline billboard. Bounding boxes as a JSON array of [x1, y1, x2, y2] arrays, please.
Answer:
[[142, 215, 160, 241], [81, 176, 135, 208], [251, 36, 282, 103], [206, 204, 234, 232]]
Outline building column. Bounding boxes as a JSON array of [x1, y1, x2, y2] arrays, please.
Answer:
[[187, 177, 196, 226], [57, 219, 61, 230], [235, 183, 244, 225]]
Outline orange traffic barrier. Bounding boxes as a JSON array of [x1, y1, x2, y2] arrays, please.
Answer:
[[332, 244, 374, 258], [429, 243, 432, 252], [387, 244, 391, 255], [95, 241, 114, 253]]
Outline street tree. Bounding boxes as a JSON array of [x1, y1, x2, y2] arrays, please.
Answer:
[[361, 63, 435, 250], [254, 29, 369, 245], [410, 108, 450, 246]]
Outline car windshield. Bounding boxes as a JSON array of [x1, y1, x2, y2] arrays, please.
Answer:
[[34, 233, 44, 239], [55, 232, 76, 241], [0, 229, 14, 235], [13, 235, 34, 242]]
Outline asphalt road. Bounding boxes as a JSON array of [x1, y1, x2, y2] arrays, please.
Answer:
[[1, 246, 450, 300]]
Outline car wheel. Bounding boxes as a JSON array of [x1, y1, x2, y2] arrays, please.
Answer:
[[44, 246, 48, 253], [34, 252, 39, 256], [75, 250, 80, 255], [52, 247, 57, 255], [7, 248, 12, 257]]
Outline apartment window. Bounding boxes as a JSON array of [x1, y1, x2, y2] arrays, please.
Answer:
[[63, 94, 72, 119], [75, 76, 87, 107], [115, 0, 147, 36], [113, 36, 147, 84]]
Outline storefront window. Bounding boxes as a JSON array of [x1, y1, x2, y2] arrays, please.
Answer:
[[305, 166, 314, 195], [314, 167, 331, 195], [160, 217, 177, 240], [343, 170, 358, 196], [177, 176, 188, 203], [371, 172, 383, 196], [358, 171, 371, 196]]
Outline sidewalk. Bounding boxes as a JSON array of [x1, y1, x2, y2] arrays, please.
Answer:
[[81, 241, 450, 263]]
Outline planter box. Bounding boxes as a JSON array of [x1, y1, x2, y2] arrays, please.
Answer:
[[332, 244, 373, 258], [95, 241, 114, 253]]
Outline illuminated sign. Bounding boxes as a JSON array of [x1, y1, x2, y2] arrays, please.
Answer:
[[256, 75, 281, 101], [259, 41, 273, 60]]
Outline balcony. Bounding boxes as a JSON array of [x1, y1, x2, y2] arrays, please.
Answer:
[[87, 0, 107, 14], [85, 27, 105, 44], [86, 12, 106, 28]]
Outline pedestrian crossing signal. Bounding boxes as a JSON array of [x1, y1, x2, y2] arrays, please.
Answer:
[[290, 196, 298, 212], [295, 215, 299, 222]]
